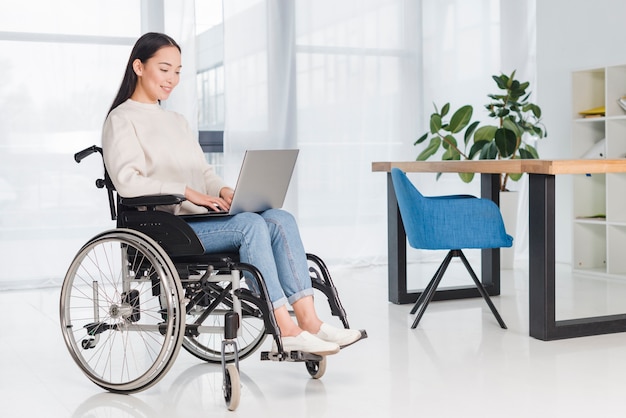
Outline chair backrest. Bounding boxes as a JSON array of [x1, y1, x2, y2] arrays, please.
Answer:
[[390, 168, 513, 250], [390, 168, 429, 249]]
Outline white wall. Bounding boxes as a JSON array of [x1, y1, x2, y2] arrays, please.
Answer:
[[537, 0, 626, 263]]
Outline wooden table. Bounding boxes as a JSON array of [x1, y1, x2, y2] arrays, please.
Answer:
[[373, 159, 626, 340]]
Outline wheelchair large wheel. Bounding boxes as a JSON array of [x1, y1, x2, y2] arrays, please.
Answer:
[[60, 229, 185, 393], [182, 281, 266, 363]]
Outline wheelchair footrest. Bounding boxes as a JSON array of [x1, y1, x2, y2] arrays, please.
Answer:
[[260, 350, 323, 363]]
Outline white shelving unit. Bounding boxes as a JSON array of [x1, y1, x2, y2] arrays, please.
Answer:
[[572, 64, 626, 277]]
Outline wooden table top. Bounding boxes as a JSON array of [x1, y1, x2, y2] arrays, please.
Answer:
[[372, 159, 626, 175]]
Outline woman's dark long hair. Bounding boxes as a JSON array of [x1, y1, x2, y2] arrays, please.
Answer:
[[107, 32, 181, 116]]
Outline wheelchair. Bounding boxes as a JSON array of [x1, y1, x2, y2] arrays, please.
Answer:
[[60, 145, 365, 411]]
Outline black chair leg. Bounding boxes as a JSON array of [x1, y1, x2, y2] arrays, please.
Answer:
[[457, 250, 507, 329], [410, 260, 446, 315], [411, 251, 454, 329]]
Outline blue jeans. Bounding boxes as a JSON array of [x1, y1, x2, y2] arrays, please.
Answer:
[[186, 209, 313, 309]]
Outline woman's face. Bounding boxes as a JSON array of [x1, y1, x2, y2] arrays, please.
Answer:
[[131, 45, 181, 103]]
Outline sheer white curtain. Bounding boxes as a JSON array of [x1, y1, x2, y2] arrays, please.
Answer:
[[220, 0, 535, 266], [222, 0, 420, 265], [163, 0, 198, 130]]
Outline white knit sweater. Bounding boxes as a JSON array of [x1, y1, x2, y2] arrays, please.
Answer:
[[102, 99, 227, 214]]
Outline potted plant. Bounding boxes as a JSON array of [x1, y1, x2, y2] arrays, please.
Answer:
[[414, 70, 547, 191]]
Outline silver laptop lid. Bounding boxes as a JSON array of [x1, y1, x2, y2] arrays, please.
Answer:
[[228, 149, 299, 214]]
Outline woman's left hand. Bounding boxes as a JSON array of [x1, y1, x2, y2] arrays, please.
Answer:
[[220, 187, 235, 205]]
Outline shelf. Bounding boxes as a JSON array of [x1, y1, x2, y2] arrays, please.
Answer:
[[572, 64, 626, 281], [572, 267, 609, 277], [574, 217, 606, 225]]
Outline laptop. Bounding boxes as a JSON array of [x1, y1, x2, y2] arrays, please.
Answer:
[[206, 149, 299, 216]]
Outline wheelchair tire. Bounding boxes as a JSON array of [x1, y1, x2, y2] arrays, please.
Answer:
[[306, 356, 327, 379], [182, 289, 266, 363], [224, 364, 241, 411], [60, 229, 185, 393]]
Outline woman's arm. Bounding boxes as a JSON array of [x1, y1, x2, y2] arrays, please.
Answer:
[[102, 112, 187, 197]]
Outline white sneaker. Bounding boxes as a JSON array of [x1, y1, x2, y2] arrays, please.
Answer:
[[273, 331, 340, 356], [316, 323, 363, 348]]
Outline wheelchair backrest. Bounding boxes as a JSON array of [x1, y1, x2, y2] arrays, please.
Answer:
[[75, 145, 206, 257]]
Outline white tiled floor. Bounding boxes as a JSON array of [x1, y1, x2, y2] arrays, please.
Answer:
[[4, 261, 626, 417]]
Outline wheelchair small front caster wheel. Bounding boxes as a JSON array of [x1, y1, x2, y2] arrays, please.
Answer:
[[305, 356, 327, 379], [223, 363, 241, 411]]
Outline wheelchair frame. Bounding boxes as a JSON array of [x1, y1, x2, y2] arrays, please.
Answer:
[[60, 145, 361, 411]]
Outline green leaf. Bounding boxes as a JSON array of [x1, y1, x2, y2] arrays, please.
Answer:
[[417, 137, 441, 160], [459, 172, 474, 183], [532, 125, 545, 138], [498, 108, 510, 118], [464, 121, 480, 146], [441, 102, 450, 118], [529, 103, 542, 118], [493, 74, 508, 90], [430, 114, 442, 134], [469, 139, 489, 159], [474, 125, 497, 142], [447, 105, 473, 133], [494, 128, 517, 158], [502, 117, 522, 137], [521, 143, 540, 159], [509, 172, 523, 181], [479, 141, 498, 159], [442, 145, 460, 160], [441, 134, 457, 150], [414, 132, 429, 145]]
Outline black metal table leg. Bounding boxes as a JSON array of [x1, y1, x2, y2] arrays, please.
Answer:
[[528, 173, 626, 340]]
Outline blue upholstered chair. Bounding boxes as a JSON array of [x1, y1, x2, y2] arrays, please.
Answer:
[[390, 168, 513, 329]]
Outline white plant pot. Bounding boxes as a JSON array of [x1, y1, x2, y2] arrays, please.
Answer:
[[499, 191, 518, 269]]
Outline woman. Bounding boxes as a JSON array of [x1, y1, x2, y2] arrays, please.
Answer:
[[102, 32, 362, 355]]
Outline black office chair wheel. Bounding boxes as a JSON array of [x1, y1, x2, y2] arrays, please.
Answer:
[[305, 357, 327, 379], [223, 364, 241, 411]]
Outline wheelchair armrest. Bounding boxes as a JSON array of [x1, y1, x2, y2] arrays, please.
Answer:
[[119, 194, 186, 207]]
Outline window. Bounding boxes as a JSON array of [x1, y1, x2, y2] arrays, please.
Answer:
[[0, 1, 141, 287], [195, 0, 225, 173]]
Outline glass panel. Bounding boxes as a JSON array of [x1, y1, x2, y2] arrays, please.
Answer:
[[0, 0, 140, 37], [0, 3, 139, 286], [197, 66, 225, 130]]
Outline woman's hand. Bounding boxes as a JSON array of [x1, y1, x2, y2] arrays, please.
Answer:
[[184, 186, 230, 211], [219, 187, 235, 205]]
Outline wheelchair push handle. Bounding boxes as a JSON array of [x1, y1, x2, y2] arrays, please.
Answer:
[[74, 145, 102, 163]]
